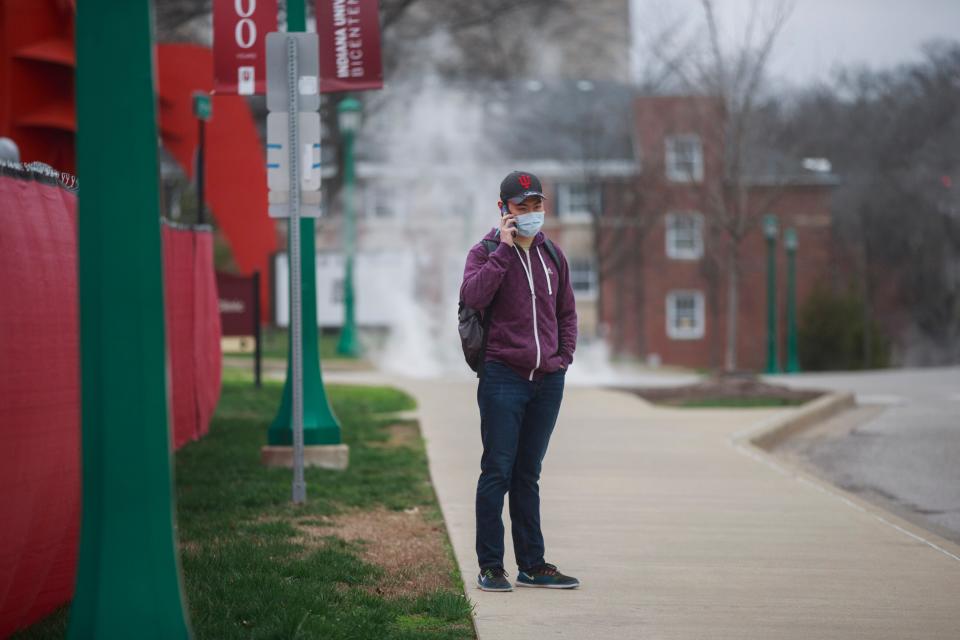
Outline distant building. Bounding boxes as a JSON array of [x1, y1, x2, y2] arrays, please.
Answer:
[[291, 84, 837, 373], [599, 95, 839, 370]]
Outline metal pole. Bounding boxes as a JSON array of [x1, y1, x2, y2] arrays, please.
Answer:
[[287, 36, 306, 504], [196, 118, 205, 225], [786, 230, 800, 373], [254, 270, 262, 388], [337, 126, 360, 356], [765, 218, 779, 374]]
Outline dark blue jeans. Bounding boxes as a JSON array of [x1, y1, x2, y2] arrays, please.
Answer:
[[476, 360, 565, 571]]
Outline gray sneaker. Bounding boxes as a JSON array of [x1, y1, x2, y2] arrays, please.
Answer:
[[477, 566, 513, 592]]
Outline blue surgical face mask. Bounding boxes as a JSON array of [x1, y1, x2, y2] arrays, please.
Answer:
[[514, 211, 544, 237]]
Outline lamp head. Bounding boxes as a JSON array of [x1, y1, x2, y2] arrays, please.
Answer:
[[337, 96, 362, 134], [785, 228, 798, 251], [763, 214, 778, 240]]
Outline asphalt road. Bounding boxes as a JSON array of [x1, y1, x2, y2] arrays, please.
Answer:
[[764, 366, 960, 544]]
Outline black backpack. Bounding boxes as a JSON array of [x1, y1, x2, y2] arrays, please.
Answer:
[[458, 236, 560, 376]]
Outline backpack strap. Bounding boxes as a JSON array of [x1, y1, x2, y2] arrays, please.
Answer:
[[542, 238, 560, 270], [476, 238, 499, 378]]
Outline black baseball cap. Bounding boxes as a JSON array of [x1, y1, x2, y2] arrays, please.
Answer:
[[500, 170, 546, 204]]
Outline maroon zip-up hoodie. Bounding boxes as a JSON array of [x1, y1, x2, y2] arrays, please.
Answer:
[[460, 228, 578, 381]]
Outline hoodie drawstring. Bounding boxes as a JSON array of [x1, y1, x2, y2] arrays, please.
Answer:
[[536, 246, 553, 296]]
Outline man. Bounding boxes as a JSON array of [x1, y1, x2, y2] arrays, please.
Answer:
[[459, 170, 580, 592]]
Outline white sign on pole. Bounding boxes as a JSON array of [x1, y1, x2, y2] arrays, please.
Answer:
[[265, 32, 322, 220], [268, 190, 322, 218], [266, 113, 322, 192], [266, 33, 319, 112]]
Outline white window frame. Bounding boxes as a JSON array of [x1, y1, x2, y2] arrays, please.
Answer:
[[665, 134, 704, 183], [569, 257, 598, 300], [665, 212, 704, 260], [556, 181, 602, 220], [666, 290, 705, 340]]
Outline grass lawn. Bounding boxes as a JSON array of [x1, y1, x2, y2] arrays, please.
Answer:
[[226, 328, 382, 361], [15, 374, 475, 640]]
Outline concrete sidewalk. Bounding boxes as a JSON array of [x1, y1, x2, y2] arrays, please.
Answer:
[[375, 376, 960, 640]]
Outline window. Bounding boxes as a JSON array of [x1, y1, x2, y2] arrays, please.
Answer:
[[665, 135, 704, 183], [569, 258, 598, 299], [556, 182, 602, 219], [363, 183, 405, 220], [666, 290, 705, 340], [665, 213, 704, 260]]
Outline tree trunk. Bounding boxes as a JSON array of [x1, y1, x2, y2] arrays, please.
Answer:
[[861, 233, 874, 369], [706, 264, 721, 371], [592, 216, 605, 340], [613, 266, 624, 355], [724, 244, 740, 371], [634, 249, 646, 359]]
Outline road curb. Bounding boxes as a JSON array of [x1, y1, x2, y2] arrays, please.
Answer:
[[731, 391, 856, 450]]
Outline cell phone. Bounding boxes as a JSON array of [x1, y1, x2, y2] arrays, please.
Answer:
[[500, 204, 516, 237]]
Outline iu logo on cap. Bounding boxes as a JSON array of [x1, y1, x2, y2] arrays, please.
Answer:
[[518, 174, 532, 189]]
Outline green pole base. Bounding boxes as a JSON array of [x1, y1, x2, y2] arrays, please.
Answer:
[[269, 316, 341, 446], [335, 326, 362, 358], [269, 355, 342, 445]]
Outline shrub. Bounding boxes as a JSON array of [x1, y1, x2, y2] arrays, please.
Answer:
[[798, 286, 890, 370]]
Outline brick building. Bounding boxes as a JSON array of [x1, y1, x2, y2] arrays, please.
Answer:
[[592, 95, 838, 371]]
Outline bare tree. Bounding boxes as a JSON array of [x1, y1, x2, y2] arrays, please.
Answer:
[[635, 0, 796, 371], [698, 0, 795, 370]]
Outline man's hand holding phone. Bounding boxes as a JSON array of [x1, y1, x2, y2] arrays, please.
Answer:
[[499, 209, 517, 247]]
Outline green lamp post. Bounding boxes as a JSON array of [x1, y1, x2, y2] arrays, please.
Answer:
[[785, 228, 800, 373], [268, 0, 342, 448], [336, 96, 362, 357], [764, 214, 780, 374]]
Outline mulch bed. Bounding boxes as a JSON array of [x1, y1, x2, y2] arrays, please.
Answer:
[[617, 372, 825, 407]]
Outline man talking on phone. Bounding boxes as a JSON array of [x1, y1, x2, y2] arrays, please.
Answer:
[[459, 170, 580, 592]]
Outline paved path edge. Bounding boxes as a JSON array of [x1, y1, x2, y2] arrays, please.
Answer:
[[730, 392, 960, 564]]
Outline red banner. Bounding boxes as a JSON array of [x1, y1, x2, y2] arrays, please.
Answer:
[[0, 172, 222, 635], [213, 0, 277, 95], [316, 0, 383, 93]]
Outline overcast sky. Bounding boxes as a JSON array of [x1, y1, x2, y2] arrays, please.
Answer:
[[630, 0, 960, 87]]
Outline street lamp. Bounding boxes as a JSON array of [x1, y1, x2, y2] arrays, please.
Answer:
[[192, 91, 212, 225], [764, 214, 780, 374], [785, 228, 800, 373], [336, 96, 362, 357]]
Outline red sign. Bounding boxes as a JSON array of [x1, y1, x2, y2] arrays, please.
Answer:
[[316, 0, 384, 93], [214, 0, 277, 95], [216, 271, 258, 336]]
